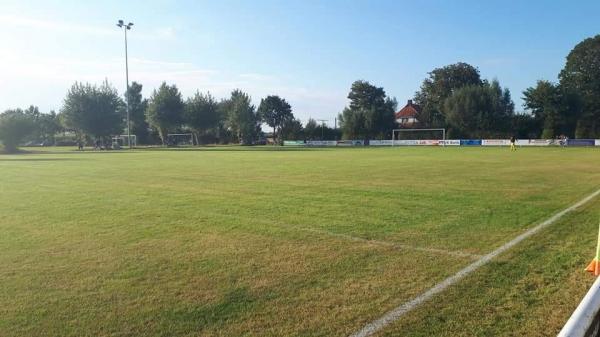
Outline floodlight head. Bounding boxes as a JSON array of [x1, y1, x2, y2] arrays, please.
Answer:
[[128, 22, 134, 27], [117, 19, 124, 27]]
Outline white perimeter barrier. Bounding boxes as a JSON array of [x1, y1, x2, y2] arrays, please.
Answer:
[[306, 140, 337, 147], [284, 139, 600, 147], [558, 276, 600, 337], [393, 140, 441, 146], [516, 139, 555, 146], [439, 140, 461, 146], [369, 140, 393, 146], [482, 139, 510, 146]]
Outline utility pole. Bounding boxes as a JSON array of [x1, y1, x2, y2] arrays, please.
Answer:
[[116, 20, 134, 148]]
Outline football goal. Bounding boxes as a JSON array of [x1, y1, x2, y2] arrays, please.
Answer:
[[167, 133, 196, 146], [392, 128, 446, 146], [111, 135, 137, 148]]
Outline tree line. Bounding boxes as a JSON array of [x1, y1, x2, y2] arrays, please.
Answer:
[[336, 63, 515, 140], [337, 34, 600, 140], [1, 34, 599, 152], [0, 81, 340, 152]]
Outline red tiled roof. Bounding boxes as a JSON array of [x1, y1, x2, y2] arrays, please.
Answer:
[[395, 101, 421, 119]]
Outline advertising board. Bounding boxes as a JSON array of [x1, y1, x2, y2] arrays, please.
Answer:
[[369, 140, 393, 146], [460, 139, 482, 146], [393, 140, 419, 146], [439, 140, 460, 146], [336, 140, 364, 146], [567, 139, 596, 146], [283, 140, 305, 146], [307, 140, 337, 146], [482, 139, 509, 146]]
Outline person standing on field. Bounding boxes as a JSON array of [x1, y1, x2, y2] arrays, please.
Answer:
[[510, 136, 516, 151]]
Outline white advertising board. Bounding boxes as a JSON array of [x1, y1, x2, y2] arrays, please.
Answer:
[[393, 140, 419, 146], [439, 140, 460, 146], [528, 139, 552, 146], [482, 139, 509, 146], [306, 140, 337, 146], [369, 140, 393, 146], [416, 140, 439, 146]]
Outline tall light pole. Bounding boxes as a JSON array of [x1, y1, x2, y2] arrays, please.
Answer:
[[116, 20, 134, 148], [317, 119, 327, 140]]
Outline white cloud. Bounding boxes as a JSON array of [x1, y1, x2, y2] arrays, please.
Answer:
[[0, 51, 344, 124], [0, 14, 346, 123]]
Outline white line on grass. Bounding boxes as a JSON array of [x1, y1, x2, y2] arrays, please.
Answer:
[[297, 226, 481, 260], [349, 188, 600, 337]]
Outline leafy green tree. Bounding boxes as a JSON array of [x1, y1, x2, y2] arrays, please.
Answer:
[[0, 109, 36, 153], [488, 80, 515, 134], [258, 95, 293, 145], [36, 111, 61, 145], [304, 118, 320, 140], [414, 62, 482, 127], [444, 80, 514, 138], [60, 81, 124, 141], [280, 118, 304, 140], [338, 80, 396, 139], [125, 82, 150, 144], [522, 80, 562, 138], [146, 82, 184, 144], [184, 91, 221, 144], [559, 34, 600, 137], [222, 90, 260, 144], [512, 113, 539, 139], [21, 106, 61, 145]]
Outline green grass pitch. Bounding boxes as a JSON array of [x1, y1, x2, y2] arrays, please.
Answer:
[[1, 146, 600, 336]]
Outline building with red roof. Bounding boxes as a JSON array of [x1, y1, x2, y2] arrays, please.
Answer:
[[395, 100, 420, 127]]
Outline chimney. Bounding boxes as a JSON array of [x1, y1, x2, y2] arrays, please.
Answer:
[[407, 99, 413, 106]]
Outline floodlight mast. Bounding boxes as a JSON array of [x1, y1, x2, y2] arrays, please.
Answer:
[[317, 119, 327, 140], [116, 20, 134, 148]]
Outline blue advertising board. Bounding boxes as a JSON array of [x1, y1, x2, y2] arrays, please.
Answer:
[[567, 139, 595, 146], [460, 139, 482, 146]]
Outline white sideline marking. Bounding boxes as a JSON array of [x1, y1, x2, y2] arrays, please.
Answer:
[[298, 227, 481, 260], [349, 188, 600, 337]]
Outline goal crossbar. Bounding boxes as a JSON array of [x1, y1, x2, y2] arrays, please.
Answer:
[[112, 134, 137, 147], [392, 128, 446, 145], [166, 133, 197, 146]]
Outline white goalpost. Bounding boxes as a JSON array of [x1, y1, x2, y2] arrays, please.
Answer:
[[167, 133, 196, 146], [111, 135, 137, 148], [392, 128, 446, 146]]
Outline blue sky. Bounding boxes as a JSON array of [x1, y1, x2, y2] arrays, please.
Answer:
[[0, 0, 598, 126]]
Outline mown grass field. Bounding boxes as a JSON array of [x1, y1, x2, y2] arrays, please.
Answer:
[[1, 146, 599, 337]]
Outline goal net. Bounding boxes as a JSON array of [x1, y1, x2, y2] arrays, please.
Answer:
[[111, 135, 137, 148], [392, 128, 446, 145], [167, 133, 196, 146]]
